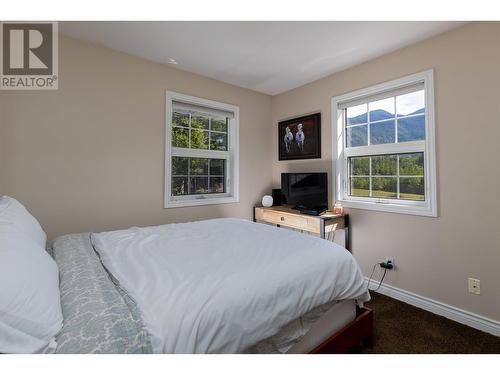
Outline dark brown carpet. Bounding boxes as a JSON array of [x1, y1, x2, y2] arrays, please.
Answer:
[[359, 292, 500, 353]]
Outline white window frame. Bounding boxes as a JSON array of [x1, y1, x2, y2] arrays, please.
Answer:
[[165, 91, 239, 208], [332, 70, 437, 217]]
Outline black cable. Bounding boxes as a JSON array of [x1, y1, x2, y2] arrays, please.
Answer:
[[372, 268, 387, 292], [367, 263, 388, 292], [366, 263, 378, 290]]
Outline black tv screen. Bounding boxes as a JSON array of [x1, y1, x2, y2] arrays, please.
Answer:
[[281, 173, 328, 210]]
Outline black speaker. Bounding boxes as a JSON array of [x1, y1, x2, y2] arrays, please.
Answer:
[[272, 188, 282, 206]]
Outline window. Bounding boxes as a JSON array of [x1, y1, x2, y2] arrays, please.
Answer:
[[332, 70, 437, 216], [165, 92, 239, 208]]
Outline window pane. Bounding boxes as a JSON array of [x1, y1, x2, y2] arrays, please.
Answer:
[[351, 177, 370, 197], [397, 115, 425, 142], [396, 89, 425, 116], [209, 177, 225, 193], [369, 97, 395, 121], [348, 153, 426, 201], [347, 125, 368, 147], [399, 153, 424, 176], [370, 120, 395, 145], [172, 127, 189, 148], [172, 112, 189, 127], [189, 177, 209, 194], [400, 177, 425, 201], [171, 158, 226, 196], [346, 104, 367, 125], [172, 176, 188, 196], [372, 177, 397, 198], [350, 156, 369, 176], [210, 132, 227, 151], [210, 159, 225, 176], [172, 157, 188, 175], [211, 117, 227, 132], [190, 158, 208, 175], [191, 129, 209, 149], [372, 155, 397, 176], [191, 115, 209, 130]]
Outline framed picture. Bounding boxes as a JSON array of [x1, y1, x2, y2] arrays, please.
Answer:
[[278, 113, 321, 160]]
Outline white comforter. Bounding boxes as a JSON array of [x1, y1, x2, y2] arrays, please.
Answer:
[[92, 218, 369, 353]]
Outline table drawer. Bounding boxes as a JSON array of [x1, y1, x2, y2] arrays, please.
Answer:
[[262, 211, 308, 228]]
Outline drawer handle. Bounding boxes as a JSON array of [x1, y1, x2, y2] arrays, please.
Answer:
[[281, 217, 285, 221]]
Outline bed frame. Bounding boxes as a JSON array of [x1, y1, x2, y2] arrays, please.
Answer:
[[308, 307, 373, 354]]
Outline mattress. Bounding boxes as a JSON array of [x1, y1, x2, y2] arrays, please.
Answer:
[[246, 299, 356, 354], [51, 219, 369, 353], [92, 218, 369, 353]]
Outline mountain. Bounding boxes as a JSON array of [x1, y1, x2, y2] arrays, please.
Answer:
[[348, 109, 425, 144]]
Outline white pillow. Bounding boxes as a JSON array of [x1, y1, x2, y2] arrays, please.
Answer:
[[0, 226, 63, 353], [0, 196, 47, 248]]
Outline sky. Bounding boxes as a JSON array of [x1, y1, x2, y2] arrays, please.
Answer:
[[347, 89, 424, 119]]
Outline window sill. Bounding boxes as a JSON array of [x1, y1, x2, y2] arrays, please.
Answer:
[[339, 198, 437, 217], [164, 196, 239, 208]]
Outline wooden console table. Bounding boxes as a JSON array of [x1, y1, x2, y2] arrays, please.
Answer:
[[253, 205, 350, 252]]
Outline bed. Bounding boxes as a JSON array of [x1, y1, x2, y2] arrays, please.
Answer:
[[50, 218, 372, 354]]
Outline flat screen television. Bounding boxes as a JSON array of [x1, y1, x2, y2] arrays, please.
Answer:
[[281, 173, 328, 213]]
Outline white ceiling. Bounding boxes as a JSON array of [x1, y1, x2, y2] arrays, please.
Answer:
[[61, 22, 465, 95]]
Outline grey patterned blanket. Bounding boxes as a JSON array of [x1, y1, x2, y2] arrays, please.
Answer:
[[51, 233, 152, 353]]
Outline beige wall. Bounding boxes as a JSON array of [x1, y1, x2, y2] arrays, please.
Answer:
[[272, 22, 500, 321], [1, 23, 499, 322], [0, 35, 273, 239]]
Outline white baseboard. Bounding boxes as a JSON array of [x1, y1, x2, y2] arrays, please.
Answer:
[[365, 277, 500, 337]]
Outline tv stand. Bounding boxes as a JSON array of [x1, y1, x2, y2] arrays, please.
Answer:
[[253, 205, 350, 252]]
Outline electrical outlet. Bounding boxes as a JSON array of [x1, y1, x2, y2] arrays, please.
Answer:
[[468, 278, 481, 295], [384, 257, 395, 268]]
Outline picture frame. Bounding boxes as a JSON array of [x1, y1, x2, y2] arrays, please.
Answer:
[[278, 113, 321, 160]]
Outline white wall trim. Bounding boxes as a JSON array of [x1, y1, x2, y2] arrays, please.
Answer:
[[332, 69, 438, 217], [366, 278, 500, 337], [164, 91, 240, 209]]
